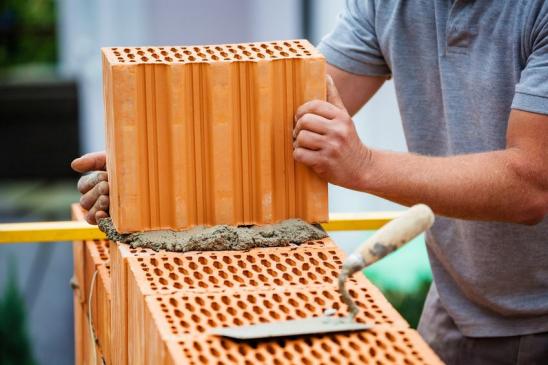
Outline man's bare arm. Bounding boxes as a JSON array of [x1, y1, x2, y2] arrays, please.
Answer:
[[327, 64, 386, 116], [294, 78, 548, 225]]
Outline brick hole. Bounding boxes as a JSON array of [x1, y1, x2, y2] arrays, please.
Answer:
[[234, 54, 242, 60], [314, 297, 326, 306], [193, 46, 200, 52], [269, 254, 280, 262], [385, 353, 396, 362], [197, 52, 206, 58], [184, 277, 193, 285], [286, 258, 296, 266], [141, 56, 148, 62], [188, 56, 196, 61], [164, 56, 173, 62], [154, 267, 163, 276], [228, 48, 237, 54], [198, 281, 207, 288], [178, 267, 189, 275]]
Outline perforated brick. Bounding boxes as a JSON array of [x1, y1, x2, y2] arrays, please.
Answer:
[[103, 39, 327, 233], [165, 329, 442, 365], [129, 243, 345, 295], [147, 283, 406, 339]]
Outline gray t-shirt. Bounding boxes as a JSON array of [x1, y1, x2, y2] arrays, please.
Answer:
[[319, 0, 548, 337]]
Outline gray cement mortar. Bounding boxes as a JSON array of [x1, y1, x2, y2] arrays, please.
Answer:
[[98, 218, 328, 252]]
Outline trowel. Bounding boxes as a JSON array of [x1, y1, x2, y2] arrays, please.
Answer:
[[211, 204, 435, 339]]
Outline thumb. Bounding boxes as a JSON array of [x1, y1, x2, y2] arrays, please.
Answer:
[[71, 151, 107, 173], [326, 75, 345, 110]]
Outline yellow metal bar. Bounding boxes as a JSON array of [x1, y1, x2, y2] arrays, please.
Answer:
[[322, 211, 401, 231], [0, 221, 106, 244], [0, 211, 401, 244]]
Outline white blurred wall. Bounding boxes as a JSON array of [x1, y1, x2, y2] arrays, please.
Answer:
[[57, 0, 302, 153]]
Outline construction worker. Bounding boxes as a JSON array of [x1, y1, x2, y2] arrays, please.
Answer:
[[73, 1, 548, 363]]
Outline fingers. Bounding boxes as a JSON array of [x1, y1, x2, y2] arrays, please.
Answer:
[[326, 75, 345, 109], [77, 171, 108, 195], [71, 151, 107, 173], [95, 210, 109, 223], [293, 130, 325, 151], [293, 113, 330, 138], [293, 147, 318, 166], [295, 100, 340, 122], [85, 195, 110, 225], [80, 179, 109, 210]]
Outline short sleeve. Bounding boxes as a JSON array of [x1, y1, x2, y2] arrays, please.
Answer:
[[512, 6, 548, 115], [317, 0, 390, 77]]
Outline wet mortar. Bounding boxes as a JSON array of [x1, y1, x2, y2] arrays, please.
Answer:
[[98, 218, 328, 252]]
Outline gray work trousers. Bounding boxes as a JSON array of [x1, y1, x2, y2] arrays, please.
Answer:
[[418, 284, 548, 365]]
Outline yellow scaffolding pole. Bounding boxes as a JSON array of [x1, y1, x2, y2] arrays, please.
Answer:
[[0, 211, 402, 244]]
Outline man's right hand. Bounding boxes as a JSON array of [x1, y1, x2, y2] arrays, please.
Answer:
[[71, 151, 110, 225]]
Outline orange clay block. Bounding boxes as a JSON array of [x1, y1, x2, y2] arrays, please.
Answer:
[[141, 285, 412, 364], [165, 329, 442, 365], [73, 293, 84, 365], [102, 40, 328, 233]]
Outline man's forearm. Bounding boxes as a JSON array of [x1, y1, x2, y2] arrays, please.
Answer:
[[359, 148, 547, 224]]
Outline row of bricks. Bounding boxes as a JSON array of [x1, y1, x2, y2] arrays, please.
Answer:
[[102, 39, 328, 233], [72, 204, 442, 364]]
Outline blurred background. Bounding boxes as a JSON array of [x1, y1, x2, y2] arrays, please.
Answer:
[[0, 1, 431, 364]]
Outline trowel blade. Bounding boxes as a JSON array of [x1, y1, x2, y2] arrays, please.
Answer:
[[210, 317, 371, 340]]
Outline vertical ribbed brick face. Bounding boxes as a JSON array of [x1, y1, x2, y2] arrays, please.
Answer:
[[102, 40, 328, 233]]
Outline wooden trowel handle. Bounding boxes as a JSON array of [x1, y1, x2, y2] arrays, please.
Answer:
[[342, 204, 435, 276]]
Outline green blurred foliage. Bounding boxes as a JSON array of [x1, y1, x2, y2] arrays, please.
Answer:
[[0, 261, 36, 365], [0, 0, 57, 69], [380, 275, 431, 328]]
